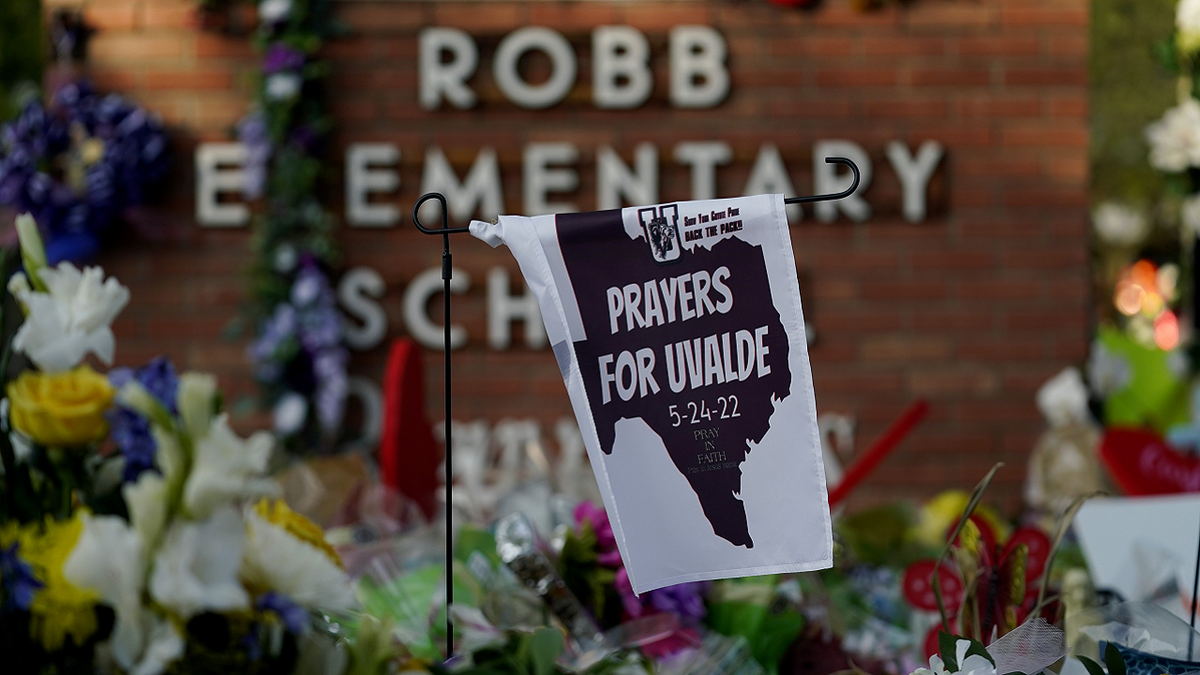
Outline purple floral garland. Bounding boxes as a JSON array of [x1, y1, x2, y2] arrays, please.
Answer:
[[0, 81, 168, 264]]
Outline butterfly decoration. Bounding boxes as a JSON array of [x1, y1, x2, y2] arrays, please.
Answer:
[[903, 515, 1052, 654]]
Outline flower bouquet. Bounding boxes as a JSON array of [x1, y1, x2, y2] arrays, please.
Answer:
[[0, 82, 169, 264], [0, 214, 383, 675]]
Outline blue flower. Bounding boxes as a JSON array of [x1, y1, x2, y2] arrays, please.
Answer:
[[256, 591, 309, 635], [108, 356, 180, 481], [0, 543, 42, 612]]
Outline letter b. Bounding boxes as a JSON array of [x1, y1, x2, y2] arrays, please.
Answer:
[[670, 26, 729, 108], [594, 26, 652, 109]]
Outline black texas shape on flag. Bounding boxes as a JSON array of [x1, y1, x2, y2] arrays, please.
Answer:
[[555, 208, 790, 548]]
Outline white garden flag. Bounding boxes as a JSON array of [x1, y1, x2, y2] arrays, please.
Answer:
[[471, 194, 832, 593]]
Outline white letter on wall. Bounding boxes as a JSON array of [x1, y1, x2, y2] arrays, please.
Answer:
[[524, 142, 579, 215], [402, 266, 470, 351], [488, 267, 546, 349], [422, 147, 505, 223], [597, 143, 658, 210], [674, 141, 731, 201], [420, 27, 478, 110], [886, 140, 943, 223], [338, 266, 388, 350], [195, 143, 249, 227], [743, 144, 800, 221], [593, 26, 652, 109], [670, 26, 729, 108], [494, 27, 576, 109], [813, 140, 873, 223], [346, 143, 400, 227], [342, 377, 383, 453]]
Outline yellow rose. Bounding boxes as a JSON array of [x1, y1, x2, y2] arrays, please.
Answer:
[[8, 366, 115, 446]]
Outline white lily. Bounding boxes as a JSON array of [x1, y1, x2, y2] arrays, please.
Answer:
[[149, 506, 249, 618], [63, 514, 148, 671], [241, 510, 358, 614], [124, 471, 168, 547], [11, 262, 130, 372], [183, 413, 278, 519], [177, 372, 218, 440], [129, 616, 185, 675]]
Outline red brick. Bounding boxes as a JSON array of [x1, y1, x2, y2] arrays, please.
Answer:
[[196, 33, 256, 59], [768, 36, 855, 58], [337, 3, 424, 31], [862, 36, 948, 58], [1002, 126, 1088, 148], [909, 369, 1000, 396], [956, 36, 1040, 58], [1001, 7, 1087, 27], [905, 3, 998, 29], [1048, 94, 1088, 118], [815, 68, 900, 88], [957, 94, 1041, 117], [92, 34, 193, 61], [529, 3, 619, 25], [144, 69, 233, 90], [1004, 68, 1088, 87], [958, 279, 1043, 300], [910, 68, 992, 88], [143, 2, 199, 29], [84, 3, 138, 30], [864, 97, 948, 118], [861, 335, 953, 361]]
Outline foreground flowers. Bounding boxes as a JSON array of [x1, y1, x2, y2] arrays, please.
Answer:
[[0, 214, 360, 675]]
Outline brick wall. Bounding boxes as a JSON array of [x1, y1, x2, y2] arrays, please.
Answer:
[[44, 0, 1089, 512]]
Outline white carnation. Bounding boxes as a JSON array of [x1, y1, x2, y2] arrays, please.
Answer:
[[1180, 0, 1200, 51], [1146, 99, 1200, 172], [1092, 203, 1147, 247], [11, 262, 130, 372], [265, 73, 302, 101]]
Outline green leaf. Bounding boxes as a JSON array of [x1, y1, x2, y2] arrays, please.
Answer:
[[1104, 642, 1127, 675], [933, 462, 1003, 631], [528, 627, 564, 675], [1077, 656, 1107, 675], [1034, 491, 1105, 615], [961, 636, 995, 667], [938, 631, 960, 672]]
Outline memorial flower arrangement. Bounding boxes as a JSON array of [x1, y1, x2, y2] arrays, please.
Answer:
[[0, 81, 169, 264], [0, 214, 386, 675], [238, 0, 349, 449]]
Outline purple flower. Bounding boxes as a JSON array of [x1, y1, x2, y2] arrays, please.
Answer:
[[237, 111, 271, 199], [108, 357, 180, 481], [111, 356, 180, 414], [574, 501, 622, 567], [263, 43, 306, 74], [0, 543, 42, 612], [648, 582, 708, 622], [313, 347, 347, 433], [257, 591, 308, 634]]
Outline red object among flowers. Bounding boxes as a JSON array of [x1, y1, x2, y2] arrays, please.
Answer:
[[379, 338, 440, 519], [1100, 427, 1200, 495]]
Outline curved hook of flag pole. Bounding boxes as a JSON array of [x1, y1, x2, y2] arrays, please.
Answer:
[[785, 157, 860, 205], [413, 192, 471, 236]]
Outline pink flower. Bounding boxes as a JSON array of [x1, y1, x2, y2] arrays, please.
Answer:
[[574, 501, 623, 567]]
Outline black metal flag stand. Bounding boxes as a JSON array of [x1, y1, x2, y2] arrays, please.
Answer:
[[411, 157, 861, 657]]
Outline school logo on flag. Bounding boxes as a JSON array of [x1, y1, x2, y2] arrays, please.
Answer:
[[638, 204, 682, 264], [470, 194, 832, 594]]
